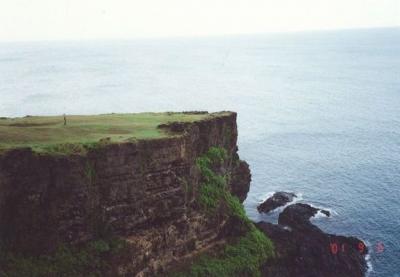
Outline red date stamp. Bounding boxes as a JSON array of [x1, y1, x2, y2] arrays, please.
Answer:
[[375, 242, 384, 253], [329, 242, 366, 254], [329, 241, 384, 255]]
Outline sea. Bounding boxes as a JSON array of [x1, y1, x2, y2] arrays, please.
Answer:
[[0, 27, 399, 276]]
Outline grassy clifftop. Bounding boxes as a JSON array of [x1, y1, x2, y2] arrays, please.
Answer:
[[0, 112, 228, 153]]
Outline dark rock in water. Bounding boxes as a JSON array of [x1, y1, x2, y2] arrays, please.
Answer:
[[257, 192, 296, 213], [320, 209, 331, 217], [278, 203, 321, 232], [257, 203, 368, 277]]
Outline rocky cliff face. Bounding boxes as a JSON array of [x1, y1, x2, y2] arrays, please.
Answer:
[[0, 112, 368, 277], [0, 112, 250, 275]]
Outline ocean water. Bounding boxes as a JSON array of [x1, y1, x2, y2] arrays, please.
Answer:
[[0, 28, 399, 276]]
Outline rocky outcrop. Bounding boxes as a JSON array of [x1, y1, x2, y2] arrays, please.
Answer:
[[257, 203, 368, 277], [229, 155, 251, 202], [0, 112, 250, 276], [257, 192, 296, 213]]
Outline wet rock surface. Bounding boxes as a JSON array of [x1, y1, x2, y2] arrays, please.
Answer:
[[257, 191, 296, 213], [257, 203, 368, 277]]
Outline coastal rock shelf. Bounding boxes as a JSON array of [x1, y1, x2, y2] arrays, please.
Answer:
[[257, 203, 368, 277]]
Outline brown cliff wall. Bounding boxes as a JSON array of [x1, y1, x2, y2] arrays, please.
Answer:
[[0, 112, 250, 275]]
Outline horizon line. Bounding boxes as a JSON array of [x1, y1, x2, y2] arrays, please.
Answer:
[[0, 25, 399, 44]]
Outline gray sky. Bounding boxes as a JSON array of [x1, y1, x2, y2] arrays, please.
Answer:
[[0, 0, 399, 41]]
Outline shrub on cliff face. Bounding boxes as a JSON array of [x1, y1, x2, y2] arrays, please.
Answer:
[[0, 238, 128, 277], [181, 228, 274, 277], [196, 147, 251, 224], [196, 147, 228, 211], [175, 147, 274, 277]]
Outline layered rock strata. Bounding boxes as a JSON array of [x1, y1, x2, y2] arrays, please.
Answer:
[[0, 112, 250, 275]]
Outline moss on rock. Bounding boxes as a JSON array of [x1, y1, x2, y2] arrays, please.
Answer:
[[174, 147, 274, 277]]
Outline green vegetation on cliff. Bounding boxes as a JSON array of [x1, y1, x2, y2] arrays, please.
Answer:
[[0, 238, 129, 277], [174, 147, 274, 277], [176, 229, 273, 277], [196, 147, 250, 224], [0, 112, 222, 153]]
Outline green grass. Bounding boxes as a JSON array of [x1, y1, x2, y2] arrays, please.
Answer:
[[0, 112, 226, 153], [173, 147, 274, 277]]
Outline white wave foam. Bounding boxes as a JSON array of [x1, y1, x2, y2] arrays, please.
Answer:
[[258, 191, 303, 204], [294, 192, 303, 203], [280, 192, 303, 210], [309, 205, 338, 221], [364, 240, 374, 275], [312, 209, 330, 219], [366, 254, 373, 275], [258, 191, 275, 203]]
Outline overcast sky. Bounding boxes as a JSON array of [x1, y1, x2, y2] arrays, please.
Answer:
[[0, 0, 399, 41]]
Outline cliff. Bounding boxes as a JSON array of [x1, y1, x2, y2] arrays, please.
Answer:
[[0, 111, 368, 277], [0, 112, 262, 276]]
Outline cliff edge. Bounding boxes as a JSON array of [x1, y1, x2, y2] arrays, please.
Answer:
[[0, 112, 267, 276]]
